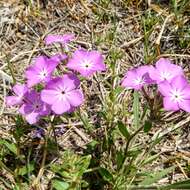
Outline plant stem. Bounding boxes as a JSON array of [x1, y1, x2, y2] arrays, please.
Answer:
[[119, 125, 144, 174], [32, 125, 52, 189]]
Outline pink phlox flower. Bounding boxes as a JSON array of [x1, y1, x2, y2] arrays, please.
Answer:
[[158, 75, 190, 112], [19, 90, 50, 124], [41, 74, 84, 114], [25, 54, 66, 87], [149, 58, 184, 84], [44, 33, 75, 45], [66, 49, 106, 77], [6, 84, 28, 106], [121, 66, 154, 90]]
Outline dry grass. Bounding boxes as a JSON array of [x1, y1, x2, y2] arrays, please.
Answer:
[[0, 0, 190, 189]]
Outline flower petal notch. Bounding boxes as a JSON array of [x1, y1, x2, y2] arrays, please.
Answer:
[[41, 74, 84, 115], [44, 33, 75, 45], [158, 75, 190, 112], [121, 66, 154, 90], [67, 49, 106, 77], [149, 58, 184, 84]]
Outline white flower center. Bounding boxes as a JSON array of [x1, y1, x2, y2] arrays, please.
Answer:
[[39, 69, 48, 80], [170, 88, 184, 103], [133, 76, 145, 85], [55, 86, 68, 101], [160, 71, 171, 80], [80, 59, 94, 70]]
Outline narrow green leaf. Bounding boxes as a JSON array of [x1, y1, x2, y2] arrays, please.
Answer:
[[113, 86, 124, 97], [133, 91, 140, 129], [139, 166, 175, 186], [141, 153, 160, 166], [118, 121, 130, 139], [116, 150, 124, 170], [77, 155, 91, 176], [144, 121, 152, 133], [0, 140, 17, 155], [52, 179, 69, 190], [161, 179, 190, 190], [17, 163, 34, 176], [99, 167, 113, 182]]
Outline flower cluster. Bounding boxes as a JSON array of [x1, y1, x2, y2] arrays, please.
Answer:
[[121, 58, 190, 113], [6, 34, 106, 124]]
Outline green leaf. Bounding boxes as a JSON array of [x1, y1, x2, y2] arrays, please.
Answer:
[[161, 179, 190, 190], [139, 166, 175, 186], [144, 121, 152, 133], [99, 167, 113, 182], [113, 86, 124, 97], [133, 91, 140, 129], [118, 121, 130, 139], [0, 140, 17, 155], [116, 150, 124, 170], [141, 153, 160, 166], [52, 179, 69, 190], [77, 155, 91, 176], [17, 163, 34, 176], [86, 140, 99, 151]]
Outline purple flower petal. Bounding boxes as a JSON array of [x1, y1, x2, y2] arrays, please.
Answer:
[[19, 103, 33, 115], [19, 90, 50, 124], [25, 55, 63, 87], [179, 100, 190, 112], [66, 89, 84, 107], [6, 84, 28, 106], [181, 86, 190, 99], [163, 97, 179, 111], [49, 53, 67, 63], [25, 67, 41, 87], [121, 66, 153, 90], [149, 58, 184, 83], [44, 74, 80, 92], [158, 81, 172, 97], [171, 75, 188, 90], [25, 112, 40, 125], [51, 99, 71, 114], [41, 74, 84, 115], [6, 96, 22, 106], [13, 84, 28, 96], [44, 34, 75, 45], [67, 49, 106, 77]]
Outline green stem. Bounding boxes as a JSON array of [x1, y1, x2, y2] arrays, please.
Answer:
[[32, 125, 52, 188], [51, 123, 59, 153], [119, 125, 144, 174]]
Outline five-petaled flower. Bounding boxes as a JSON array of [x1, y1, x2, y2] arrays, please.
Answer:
[[149, 58, 184, 84], [44, 34, 75, 45], [8, 31, 190, 125], [67, 49, 106, 77], [121, 66, 154, 90], [25, 54, 67, 87], [158, 75, 190, 112], [6, 84, 28, 106], [41, 74, 84, 114], [19, 90, 50, 124]]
